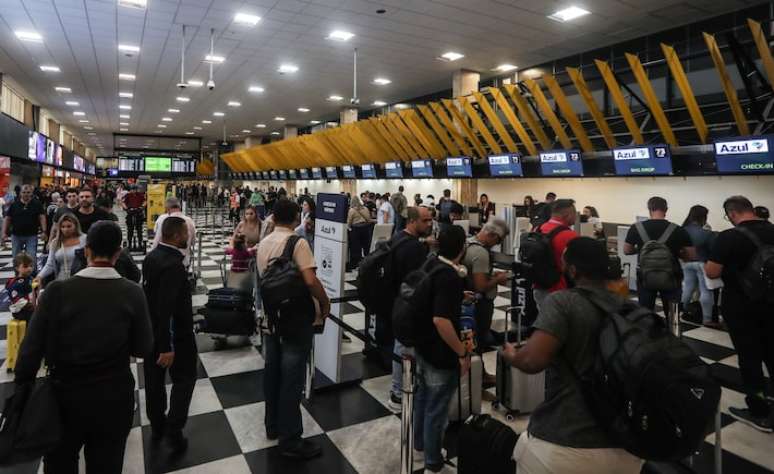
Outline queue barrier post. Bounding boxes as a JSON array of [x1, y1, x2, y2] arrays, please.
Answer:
[[667, 301, 681, 338], [305, 336, 315, 401], [714, 408, 723, 474], [399, 356, 415, 474], [196, 231, 204, 280]]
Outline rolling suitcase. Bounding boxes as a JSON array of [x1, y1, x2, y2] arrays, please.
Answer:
[[205, 287, 253, 312], [198, 307, 255, 336], [6, 319, 27, 373], [457, 414, 518, 474], [448, 354, 483, 422], [493, 307, 544, 420]]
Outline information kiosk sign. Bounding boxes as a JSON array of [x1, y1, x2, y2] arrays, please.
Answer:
[[714, 135, 774, 174], [539, 149, 583, 176], [446, 157, 473, 177], [613, 145, 673, 176]]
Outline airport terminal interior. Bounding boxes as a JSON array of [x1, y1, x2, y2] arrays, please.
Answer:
[[0, 0, 773, 473]]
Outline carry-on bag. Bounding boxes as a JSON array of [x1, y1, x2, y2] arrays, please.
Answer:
[[198, 307, 255, 336], [6, 320, 26, 373], [448, 354, 483, 422], [457, 414, 518, 474], [493, 307, 545, 419], [205, 287, 253, 312]]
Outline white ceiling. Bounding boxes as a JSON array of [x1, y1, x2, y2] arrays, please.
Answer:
[[0, 0, 757, 154]]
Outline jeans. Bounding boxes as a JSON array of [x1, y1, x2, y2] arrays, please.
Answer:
[[390, 340, 415, 398], [474, 298, 495, 350], [11, 234, 38, 261], [681, 262, 714, 323], [348, 223, 373, 268], [637, 281, 681, 314], [263, 330, 312, 448], [413, 354, 456, 467]]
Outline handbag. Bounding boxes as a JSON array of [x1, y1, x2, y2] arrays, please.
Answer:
[[0, 291, 63, 465]]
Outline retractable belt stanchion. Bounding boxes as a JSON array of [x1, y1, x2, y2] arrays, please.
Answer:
[[667, 301, 681, 338], [399, 356, 415, 474], [196, 231, 204, 281], [305, 337, 315, 401]]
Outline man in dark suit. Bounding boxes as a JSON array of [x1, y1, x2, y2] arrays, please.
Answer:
[[142, 216, 196, 452]]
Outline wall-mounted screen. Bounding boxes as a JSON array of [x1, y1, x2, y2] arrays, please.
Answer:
[[28, 131, 38, 160], [714, 135, 774, 174], [411, 159, 433, 178], [144, 157, 171, 172], [342, 165, 356, 179], [73, 155, 85, 172], [54, 144, 63, 166], [288, 169, 297, 179], [298, 168, 310, 179], [270, 170, 279, 180], [613, 145, 672, 176], [539, 149, 583, 177], [36, 133, 47, 162], [172, 159, 195, 173], [311, 167, 323, 179], [119, 157, 142, 171], [41, 165, 54, 177], [108, 168, 119, 177], [279, 170, 288, 179], [45, 139, 55, 164], [446, 157, 472, 177], [385, 161, 403, 178], [360, 164, 376, 178], [325, 166, 339, 179], [488, 154, 523, 177]]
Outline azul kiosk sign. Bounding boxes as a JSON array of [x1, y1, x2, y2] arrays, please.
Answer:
[[612, 144, 672, 176], [714, 136, 774, 173]]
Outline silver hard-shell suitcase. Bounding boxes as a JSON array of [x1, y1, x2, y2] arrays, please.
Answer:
[[448, 354, 483, 422]]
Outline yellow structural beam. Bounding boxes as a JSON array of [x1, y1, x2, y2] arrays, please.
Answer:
[[417, 104, 461, 156], [458, 96, 503, 154], [541, 74, 594, 152], [704, 32, 750, 136], [502, 84, 551, 149], [389, 113, 428, 158], [366, 118, 408, 161], [626, 53, 678, 146], [428, 102, 473, 156], [594, 59, 644, 144], [371, 118, 412, 160], [748, 19, 774, 88], [383, 116, 420, 159], [565, 67, 616, 149], [471, 91, 518, 153], [660, 43, 709, 144], [399, 109, 445, 158], [487, 87, 537, 155], [441, 98, 487, 158], [522, 78, 573, 149], [354, 121, 395, 162]]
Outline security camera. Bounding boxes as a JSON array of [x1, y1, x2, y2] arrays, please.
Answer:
[[350, 97, 360, 105], [176, 82, 188, 89], [207, 79, 215, 90]]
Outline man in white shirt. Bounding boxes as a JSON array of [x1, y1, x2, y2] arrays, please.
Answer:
[[378, 194, 395, 225], [151, 197, 197, 268]]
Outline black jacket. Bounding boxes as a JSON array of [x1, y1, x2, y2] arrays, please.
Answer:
[[70, 248, 141, 283], [142, 244, 193, 354]]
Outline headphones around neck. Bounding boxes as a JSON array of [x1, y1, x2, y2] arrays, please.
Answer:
[[437, 255, 468, 278]]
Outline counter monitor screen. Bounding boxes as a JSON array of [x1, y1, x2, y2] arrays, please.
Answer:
[[36, 134, 46, 163], [311, 167, 323, 179], [144, 157, 171, 172], [714, 136, 774, 174], [28, 131, 38, 160], [299, 168, 310, 179], [613, 145, 673, 176], [385, 161, 403, 178], [270, 170, 279, 180], [342, 165, 356, 179], [411, 159, 434, 178], [539, 149, 583, 177], [325, 166, 339, 179], [45, 139, 55, 164], [488, 154, 523, 177], [289, 169, 298, 179], [360, 164, 376, 178], [446, 157, 472, 177]]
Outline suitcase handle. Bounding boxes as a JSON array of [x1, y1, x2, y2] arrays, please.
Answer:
[[504, 306, 524, 345]]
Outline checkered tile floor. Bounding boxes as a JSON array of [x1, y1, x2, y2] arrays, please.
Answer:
[[0, 205, 771, 474]]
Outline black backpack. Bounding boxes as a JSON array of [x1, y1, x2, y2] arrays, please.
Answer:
[[518, 225, 568, 288], [635, 222, 682, 291], [392, 257, 447, 346], [457, 414, 518, 474], [258, 235, 314, 335], [356, 236, 409, 310], [734, 226, 774, 303], [569, 288, 720, 462]]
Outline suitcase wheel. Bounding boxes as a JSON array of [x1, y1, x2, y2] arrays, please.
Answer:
[[491, 401, 500, 410], [505, 412, 516, 422]]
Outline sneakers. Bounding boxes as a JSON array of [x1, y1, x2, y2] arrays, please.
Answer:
[[728, 407, 773, 433], [280, 439, 322, 459], [388, 392, 403, 413]]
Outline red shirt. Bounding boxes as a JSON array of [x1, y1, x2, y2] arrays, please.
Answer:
[[538, 219, 578, 292], [124, 192, 145, 209]]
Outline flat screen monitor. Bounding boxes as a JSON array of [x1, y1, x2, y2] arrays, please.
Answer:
[[539, 149, 583, 177], [360, 164, 376, 178], [172, 159, 195, 173], [411, 159, 434, 178], [613, 144, 673, 176], [714, 135, 774, 174], [488, 154, 523, 177], [41, 165, 54, 177], [311, 167, 323, 179], [385, 161, 403, 178], [87, 163, 95, 175], [45, 139, 55, 164], [289, 169, 297, 179], [299, 168, 310, 179], [28, 131, 38, 160], [119, 158, 141, 171], [270, 170, 279, 180], [341, 165, 356, 179], [73, 155, 85, 172], [144, 157, 171, 172], [446, 156, 473, 177], [36, 134, 46, 162], [108, 168, 119, 177], [325, 166, 339, 179], [279, 170, 288, 179], [54, 144, 63, 166]]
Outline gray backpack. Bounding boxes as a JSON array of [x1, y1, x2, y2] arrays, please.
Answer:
[[636, 222, 681, 291]]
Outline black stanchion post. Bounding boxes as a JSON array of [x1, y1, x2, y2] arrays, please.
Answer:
[[400, 356, 414, 474]]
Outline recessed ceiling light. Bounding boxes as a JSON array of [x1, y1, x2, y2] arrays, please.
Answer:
[[15, 30, 43, 42], [118, 73, 135, 81], [87, 132, 96, 136], [54, 86, 71, 93], [228, 101, 241, 107], [65, 101, 79, 106], [255, 123, 266, 128], [119, 122, 129, 126], [185, 131, 195, 135], [373, 77, 391, 85], [204, 54, 225, 63], [327, 30, 354, 41], [118, 44, 140, 53], [79, 120, 89, 123], [234, 12, 261, 26], [274, 116, 285, 121], [439, 52, 464, 62], [395, 103, 408, 109], [310, 120, 321, 125], [278, 64, 298, 74], [168, 108, 179, 113], [119, 92, 133, 98], [187, 79, 203, 87], [213, 111, 225, 117], [176, 96, 190, 102], [241, 129, 252, 133], [118, 0, 147, 9], [271, 131, 280, 135], [494, 64, 518, 72], [193, 126, 202, 130], [202, 120, 212, 124], [327, 95, 344, 102], [161, 117, 173, 122], [73, 111, 85, 116], [372, 100, 387, 106], [548, 6, 590, 22], [84, 126, 93, 130], [40, 65, 60, 72], [298, 107, 310, 112], [120, 114, 130, 119], [248, 85, 265, 93], [157, 124, 167, 128], [119, 104, 132, 110]]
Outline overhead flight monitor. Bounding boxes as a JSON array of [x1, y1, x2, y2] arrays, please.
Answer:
[[613, 144, 673, 176], [312, 167, 323, 179], [144, 157, 171, 172], [279, 169, 288, 179], [270, 170, 279, 180], [446, 156, 473, 177], [299, 168, 310, 179], [325, 166, 339, 179], [488, 154, 523, 177], [360, 164, 376, 178], [411, 159, 434, 178], [342, 165, 356, 179], [539, 149, 583, 177], [385, 161, 403, 178], [714, 135, 774, 174], [288, 169, 297, 179]]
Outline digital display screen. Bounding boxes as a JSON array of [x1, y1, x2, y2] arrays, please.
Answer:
[[270, 170, 279, 180], [54, 144, 63, 166], [298, 168, 310, 179], [108, 168, 119, 177], [119, 158, 142, 171], [87, 163, 95, 175], [311, 167, 323, 179], [73, 155, 85, 172], [360, 164, 376, 178], [28, 131, 38, 160], [411, 159, 433, 178], [289, 169, 297, 179], [714, 136, 774, 174], [613, 145, 672, 176], [488, 154, 523, 177], [279, 170, 288, 179], [144, 157, 171, 172], [539, 149, 583, 177], [325, 166, 339, 179], [385, 161, 403, 178], [36, 134, 47, 162], [342, 165, 356, 179], [446, 157, 472, 177], [41, 165, 54, 177], [45, 139, 55, 164], [172, 159, 195, 173]]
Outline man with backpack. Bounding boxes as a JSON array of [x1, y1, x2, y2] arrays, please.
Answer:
[[390, 185, 408, 231], [532, 191, 557, 227], [256, 198, 330, 459], [624, 197, 695, 312], [706, 196, 774, 432]]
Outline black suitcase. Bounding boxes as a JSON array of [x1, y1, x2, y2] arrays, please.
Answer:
[[199, 307, 255, 336], [206, 287, 253, 312], [457, 414, 518, 474]]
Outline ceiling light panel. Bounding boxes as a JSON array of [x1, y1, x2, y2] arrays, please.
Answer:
[[157, 124, 167, 128], [40, 65, 60, 72], [439, 52, 464, 61], [118, 0, 147, 9], [161, 117, 173, 122], [494, 64, 517, 72], [119, 92, 133, 98], [298, 107, 310, 112], [119, 104, 132, 110], [234, 12, 261, 26], [65, 101, 79, 106], [327, 30, 354, 41], [241, 129, 251, 133], [204, 54, 225, 63], [548, 6, 590, 22], [248, 85, 265, 93], [373, 77, 391, 85], [120, 114, 130, 119], [187, 80, 203, 87], [271, 131, 280, 135], [213, 112, 225, 116], [202, 120, 212, 124], [118, 73, 135, 81], [255, 124, 266, 128], [73, 111, 85, 116], [15, 30, 43, 42], [372, 100, 387, 106], [193, 126, 202, 130], [278, 64, 298, 74], [119, 122, 129, 126], [328, 95, 344, 101], [176, 96, 190, 102], [228, 101, 241, 107], [310, 120, 321, 125], [118, 44, 140, 53], [274, 116, 285, 121], [185, 131, 195, 135], [54, 86, 71, 93]]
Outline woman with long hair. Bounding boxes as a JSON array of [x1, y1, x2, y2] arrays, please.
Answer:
[[681, 205, 720, 328], [232, 205, 262, 248], [36, 214, 86, 284]]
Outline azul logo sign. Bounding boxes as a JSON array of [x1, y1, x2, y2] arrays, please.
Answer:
[[614, 147, 650, 160], [715, 139, 769, 155], [540, 152, 567, 163]]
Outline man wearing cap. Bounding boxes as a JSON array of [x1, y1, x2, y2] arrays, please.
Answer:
[[151, 197, 197, 268]]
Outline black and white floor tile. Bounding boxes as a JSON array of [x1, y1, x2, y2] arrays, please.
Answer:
[[0, 205, 771, 473]]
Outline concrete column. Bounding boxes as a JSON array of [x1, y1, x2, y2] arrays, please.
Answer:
[[283, 125, 298, 139], [452, 69, 480, 203], [244, 136, 260, 148]]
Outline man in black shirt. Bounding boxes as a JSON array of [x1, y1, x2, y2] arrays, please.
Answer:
[[706, 196, 774, 432], [53, 188, 79, 224], [75, 188, 112, 233], [533, 191, 557, 227], [624, 196, 695, 311], [142, 216, 196, 451], [2, 184, 46, 260]]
